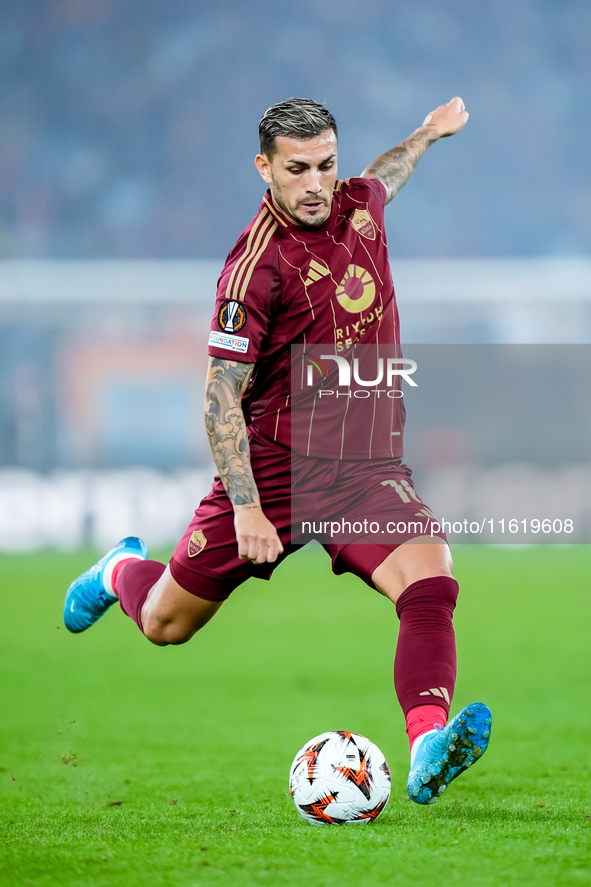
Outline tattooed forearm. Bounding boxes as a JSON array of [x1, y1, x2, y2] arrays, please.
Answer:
[[361, 125, 438, 204], [204, 357, 258, 507]]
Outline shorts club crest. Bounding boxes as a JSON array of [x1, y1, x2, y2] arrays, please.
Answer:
[[188, 530, 207, 557]]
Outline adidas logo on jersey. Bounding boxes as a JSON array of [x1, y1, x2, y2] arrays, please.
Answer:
[[304, 259, 331, 287]]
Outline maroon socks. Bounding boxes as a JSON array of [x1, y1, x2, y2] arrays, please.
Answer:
[[394, 576, 459, 745], [114, 559, 166, 632]]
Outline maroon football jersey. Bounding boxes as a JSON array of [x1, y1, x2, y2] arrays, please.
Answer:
[[208, 177, 404, 459]]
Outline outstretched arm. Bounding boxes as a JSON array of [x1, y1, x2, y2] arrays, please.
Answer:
[[204, 356, 284, 564], [361, 96, 469, 204]]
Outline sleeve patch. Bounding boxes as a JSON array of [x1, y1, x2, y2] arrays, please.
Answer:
[[217, 300, 248, 333], [208, 330, 250, 354]]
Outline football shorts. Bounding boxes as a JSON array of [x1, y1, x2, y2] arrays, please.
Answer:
[[170, 427, 446, 601]]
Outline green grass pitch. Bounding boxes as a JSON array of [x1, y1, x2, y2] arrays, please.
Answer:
[[1, 544, 591, 886]]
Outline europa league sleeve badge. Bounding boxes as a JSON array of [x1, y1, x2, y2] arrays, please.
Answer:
[[217, 300, 247, 333]]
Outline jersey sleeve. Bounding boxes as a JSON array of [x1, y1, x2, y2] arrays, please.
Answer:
[[207, 212, 279, 364], [338, 176, 388, 228], [356, 176, 388, 207]]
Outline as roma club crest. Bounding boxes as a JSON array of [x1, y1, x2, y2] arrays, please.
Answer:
[[351, 209, 376, 241], [218, 300, 247, 333], [188, 530, 207, 557]]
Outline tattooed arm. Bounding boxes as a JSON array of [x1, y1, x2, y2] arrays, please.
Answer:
[[204, 356, 284, 564], [361, 96, 469, 204]]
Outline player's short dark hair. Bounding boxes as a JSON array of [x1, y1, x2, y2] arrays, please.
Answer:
[[258, 98, 338, 157]]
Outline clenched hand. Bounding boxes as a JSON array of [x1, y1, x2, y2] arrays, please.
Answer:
[[234, 505, 284, 564]]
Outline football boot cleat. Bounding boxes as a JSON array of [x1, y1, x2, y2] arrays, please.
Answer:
[[407, 702, 492, 805], [64, 536, 147, 633]]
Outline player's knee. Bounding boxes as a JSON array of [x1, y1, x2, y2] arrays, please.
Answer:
[[143, 613, 196, 646]]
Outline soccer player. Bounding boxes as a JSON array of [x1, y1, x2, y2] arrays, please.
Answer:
[[64, 96, 491, 805]]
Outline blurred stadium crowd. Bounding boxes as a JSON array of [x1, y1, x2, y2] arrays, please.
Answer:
[[0, 0, 590, 259]]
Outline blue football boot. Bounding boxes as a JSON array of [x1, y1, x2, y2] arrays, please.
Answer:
[[407, 702, 492, 805], [64, 536, 148, 633]]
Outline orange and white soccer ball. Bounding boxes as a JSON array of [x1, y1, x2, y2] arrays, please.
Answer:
[[289, 731, 391, 825]]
